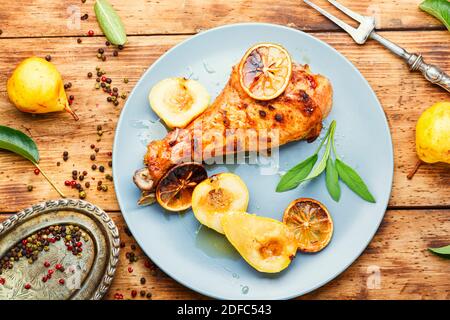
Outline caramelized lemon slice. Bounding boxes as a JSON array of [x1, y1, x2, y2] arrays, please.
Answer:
[[283, 198, 333, 253], [149, 77, 210, 128], [156, 163, 208, 212], [222, 212, 297, 273], [239, 43, 292, 101], [192, 173, 249, 234]]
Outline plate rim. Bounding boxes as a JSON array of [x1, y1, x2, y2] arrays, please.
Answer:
[[112, 22, 394, 300]]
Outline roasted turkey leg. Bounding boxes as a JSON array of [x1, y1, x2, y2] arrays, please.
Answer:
[[133, 63, 333, 203]]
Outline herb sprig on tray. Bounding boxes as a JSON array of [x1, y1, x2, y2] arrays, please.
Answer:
[[276, 120, 376, 203]]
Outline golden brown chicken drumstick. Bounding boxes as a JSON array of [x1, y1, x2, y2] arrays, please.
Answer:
[[133, 62, 333, 204]]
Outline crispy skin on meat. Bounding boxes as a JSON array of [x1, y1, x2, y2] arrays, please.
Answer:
[[140, 63, 333, 193]]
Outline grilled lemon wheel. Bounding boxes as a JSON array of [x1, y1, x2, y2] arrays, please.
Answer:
[[192, 173, 249, 234], [283, 198, 333, 253], [221, 212, 297, 273], [149, 77, 210, 128], [239, 43, 292, 101], [156, 163, 208, 212]]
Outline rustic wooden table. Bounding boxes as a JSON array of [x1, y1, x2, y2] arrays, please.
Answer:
[[0, 0, 449, 300]]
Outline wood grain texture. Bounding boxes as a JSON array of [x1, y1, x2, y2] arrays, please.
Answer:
[[1, 209, 448, 300], [0, 0, 445, 38], [0, 31, 449, 211]]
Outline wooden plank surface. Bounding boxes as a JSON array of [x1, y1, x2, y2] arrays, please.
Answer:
[[0, 0, 445, 38], [0, 31, 449, 212], [2, 209, 448, 300]]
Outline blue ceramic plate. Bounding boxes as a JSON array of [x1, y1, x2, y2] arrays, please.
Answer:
[[113, 23, 393, 300]]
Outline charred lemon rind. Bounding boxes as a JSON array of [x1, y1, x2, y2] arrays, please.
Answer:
[[238, 43, 292, 101], [156, 163, 208, 212], [192, 173, 249, 234], [221, 212, 297, 273], [283, 198, 334, 253], [149, 77, 210, 128]]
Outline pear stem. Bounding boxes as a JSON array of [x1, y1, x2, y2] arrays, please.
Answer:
[[407, 160, 423, 180], [33, 162, 66, 198], [65, 106, 79, 121]]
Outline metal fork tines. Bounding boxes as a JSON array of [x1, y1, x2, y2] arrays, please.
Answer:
[[304, 0, 375, 44], [303, 0, 450, 93]]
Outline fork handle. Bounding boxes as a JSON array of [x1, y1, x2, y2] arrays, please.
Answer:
[[406, 54, 450, 93], [370, 32, 450, 93]]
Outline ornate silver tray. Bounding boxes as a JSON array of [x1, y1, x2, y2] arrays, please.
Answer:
[[0, 199, 120, 300]]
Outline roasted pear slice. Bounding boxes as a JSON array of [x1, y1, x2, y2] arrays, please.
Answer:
[[221, 212, 297, 273], [192, 173, 249, 234], [149, 77, 210, 128]]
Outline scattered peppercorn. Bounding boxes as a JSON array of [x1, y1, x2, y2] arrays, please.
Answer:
[[140, 277, 146, 285], [146, 292, 152, 299], [77, 38, 82, 44], [90, 154, 96, 161], [27, 185, 33, 192], [120, 242, 125, 248], [85, 182, 90, 188], [99, 165, 105, 173], [45, 55, 52, 62], [81, 13, 88, 20], [118, 45, 124, 50], [91, 164, 97, 170], [87, 72, 92, 78], [113, 50, 118, 57], [95, 147, 99, 153], [108, 161, 113, 167], [140, 290, 146, 297], [123, 78, 129, 84], [105, 41, 110, 46], [101, 185, 108, 192]]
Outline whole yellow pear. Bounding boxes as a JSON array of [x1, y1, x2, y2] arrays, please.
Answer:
[[416, 102, 450, 164], [7, 57, 78, 120]]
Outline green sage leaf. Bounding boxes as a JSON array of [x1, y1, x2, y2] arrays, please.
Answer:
[[335, 159, 376, 203], [301, 121, 336, 182], [326, 157, 341, 202], [95, 0, 127, 45], [429, 245, 450, 258], [0, 125, 39, 163], [420, 0, 450, 31], [276, 154, 318, 192]]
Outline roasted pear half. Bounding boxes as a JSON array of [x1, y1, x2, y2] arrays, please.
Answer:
[[221, 212, 297, 273], [149, 77, 210, 128], [192, 173, 249, 234]]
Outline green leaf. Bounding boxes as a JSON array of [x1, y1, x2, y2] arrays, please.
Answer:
[[335, 159, 376, 203], [0, 125, 39, 163], [94, 0, 127, 45], [420, 0, 450, 31], [276, 154, 318, 192], [429, 245, 450, 258], [326, 157, 341, 202], [301, 121, 336, 183]]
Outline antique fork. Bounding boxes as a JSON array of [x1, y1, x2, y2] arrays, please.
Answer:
[[304, 0, 450, 93]]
